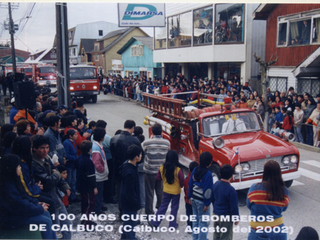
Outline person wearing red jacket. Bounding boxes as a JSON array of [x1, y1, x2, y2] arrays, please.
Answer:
[[282, 111, 294, 132], [63, 115, 91, 155]]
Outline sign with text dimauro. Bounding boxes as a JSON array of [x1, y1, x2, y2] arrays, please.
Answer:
[[118, 3, 165, 27]]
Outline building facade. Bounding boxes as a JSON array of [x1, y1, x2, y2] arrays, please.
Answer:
[[93, 27, 149, 75], [253, 4, 320, 96], [117, 37, 162, 78], [153, 3, 266, 84]]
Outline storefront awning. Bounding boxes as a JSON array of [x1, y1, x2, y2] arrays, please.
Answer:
[[293, 46, 320, 77]]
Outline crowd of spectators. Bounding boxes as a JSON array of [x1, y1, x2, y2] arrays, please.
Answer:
[[102, 73, 320, 147]]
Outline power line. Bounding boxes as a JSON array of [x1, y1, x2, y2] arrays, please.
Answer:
[[14, 35, 35, 53], [16, 3, 36, 37]]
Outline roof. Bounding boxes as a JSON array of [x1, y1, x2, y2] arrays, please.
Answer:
[[79, 38, 97, 53], [99, 27, 148, 54], [252, 4, 277, 20], [24, 48, 52, 64], [117, 36, 154, 54], [293, 46, 320, 77], [99, 28, 130, 41]]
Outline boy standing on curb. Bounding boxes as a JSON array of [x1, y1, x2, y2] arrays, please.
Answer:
[[212, 164, 239, 240]]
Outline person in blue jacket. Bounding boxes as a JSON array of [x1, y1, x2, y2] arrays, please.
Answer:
[[188, 152, 214, 240], [0, 154, 56, 239], [63, 129, 78, 203], [11, 136, 56, 217]]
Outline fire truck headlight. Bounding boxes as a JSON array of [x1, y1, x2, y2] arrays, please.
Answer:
[[290, 155, 298, 164], [93, 86, 98, 90], [70, 87, 74, 90], [282, 156, 290, 165], [212, 137, 225, 149], [234, 164, 242, 173], [49, 75, 53, 79], [241, 163, 250, 171]]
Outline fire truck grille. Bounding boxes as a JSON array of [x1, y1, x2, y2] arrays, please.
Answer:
[[233, 156, 290, 180]]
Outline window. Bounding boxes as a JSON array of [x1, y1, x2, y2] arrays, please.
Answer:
[[179, 11, 192, 47], [95, 55, 99, 61], [193, 5, 213, 45], [131, 45, 144, 56], [95, 45, 99, 52], [125, 70, 133, 77], [155, 26, 167, 49], [73, 48, 76, 56], [215, 4, 244, 43], [268, 77, 287, 92], [277, 9, 320, 47], [99, 30, 103, 36], [168, 15, 180, 48], [297, 77, 320, 97]]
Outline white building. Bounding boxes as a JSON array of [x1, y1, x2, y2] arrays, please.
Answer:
[[67, 21, 120, 65], [153, 3, 266, 83]]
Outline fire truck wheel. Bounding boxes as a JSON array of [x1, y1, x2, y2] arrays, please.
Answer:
[[92, 95, 97, 103], [209, 164, 220, 184], [285, 180, 293, 188]]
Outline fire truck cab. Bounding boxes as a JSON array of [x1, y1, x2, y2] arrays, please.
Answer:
[[33, 64, 57, 86], [69, 65, 100, 103], [142, 92, 300, 190]]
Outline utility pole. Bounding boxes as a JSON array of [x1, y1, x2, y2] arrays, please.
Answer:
[[55, 2, 70, 107], [8, 2, 17, 77]]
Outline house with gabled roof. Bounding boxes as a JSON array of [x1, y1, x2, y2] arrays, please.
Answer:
[[117, 36, 162, 78], [24, 48, 57, 64], [92, 27, 149, 75], [78, 39, 97, 64]]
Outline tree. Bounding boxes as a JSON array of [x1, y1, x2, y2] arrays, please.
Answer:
[[253, 52, 278, 130]]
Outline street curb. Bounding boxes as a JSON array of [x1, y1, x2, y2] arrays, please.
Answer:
[[291, 141, 320, 153]]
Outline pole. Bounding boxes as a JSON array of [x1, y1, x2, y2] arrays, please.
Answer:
[[8, 2, 16, 78], [56, 2, 70, 107]]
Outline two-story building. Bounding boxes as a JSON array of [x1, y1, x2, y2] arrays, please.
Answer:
[[91, 27, 149, 75], [117, 36, 162, 78], [153, 3, 266, 83], [253, 4, 320, 96]]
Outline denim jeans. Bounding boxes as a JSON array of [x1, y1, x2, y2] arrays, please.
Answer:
[[26, 211, 57, 239], [306, 125, 314, 146], [55, 198, 72, 239], [121, 210, 138, 240], [191, 198, 210, 240], [248, 224, 287, 240], [294, 126, 304, 143], [95, 181, 104, 213], [66, 167, 76, 200]]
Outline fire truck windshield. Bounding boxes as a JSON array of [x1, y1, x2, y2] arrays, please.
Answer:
[[202, 111, 262, 137], [69, 67, 96, 80], [24, 68, 32, 73], [39, 67, 55, 73]]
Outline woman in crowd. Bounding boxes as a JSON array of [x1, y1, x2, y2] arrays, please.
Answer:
[[0, 154, 56, 239], [247, 93, 256, 109], [149, 150, 184, 229], [247, 160, 289, 240], [304, 98, 317, 145]]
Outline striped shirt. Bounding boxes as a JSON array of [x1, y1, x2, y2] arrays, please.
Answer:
[[142, 136, 170, 174]]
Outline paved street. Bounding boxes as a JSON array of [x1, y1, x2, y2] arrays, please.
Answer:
[[64, 93, 320, 239]]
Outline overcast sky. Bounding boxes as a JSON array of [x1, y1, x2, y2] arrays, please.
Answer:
[[0, 2, 154, 53]]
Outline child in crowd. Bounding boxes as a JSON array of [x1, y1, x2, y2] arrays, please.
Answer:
[[188, 152, 214, 240], [63, 129, 78, 203], [0, 154, 56, 239], [212, 164, 239, 240], [183, 161, 199, 229], [271, 121, 281, 137], [56, 165, 69, 207], [74, 140, 98, 227], [275, 106, 283, 123], [149, 150, 184, 229]]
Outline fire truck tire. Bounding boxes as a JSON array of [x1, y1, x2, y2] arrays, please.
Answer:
[[209, 164, 220, 184], [285, 180, 293, 188], [92, 95, 97, 103]]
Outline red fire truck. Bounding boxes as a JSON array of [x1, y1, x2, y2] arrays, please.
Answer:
[[32, 65, 57, 86], [142, 92, 300, 190], [69, 65, 100, 103]]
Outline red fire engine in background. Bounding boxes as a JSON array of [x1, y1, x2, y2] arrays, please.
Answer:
[[69, 64, 100, 103], [32, 64, 57, 86]]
